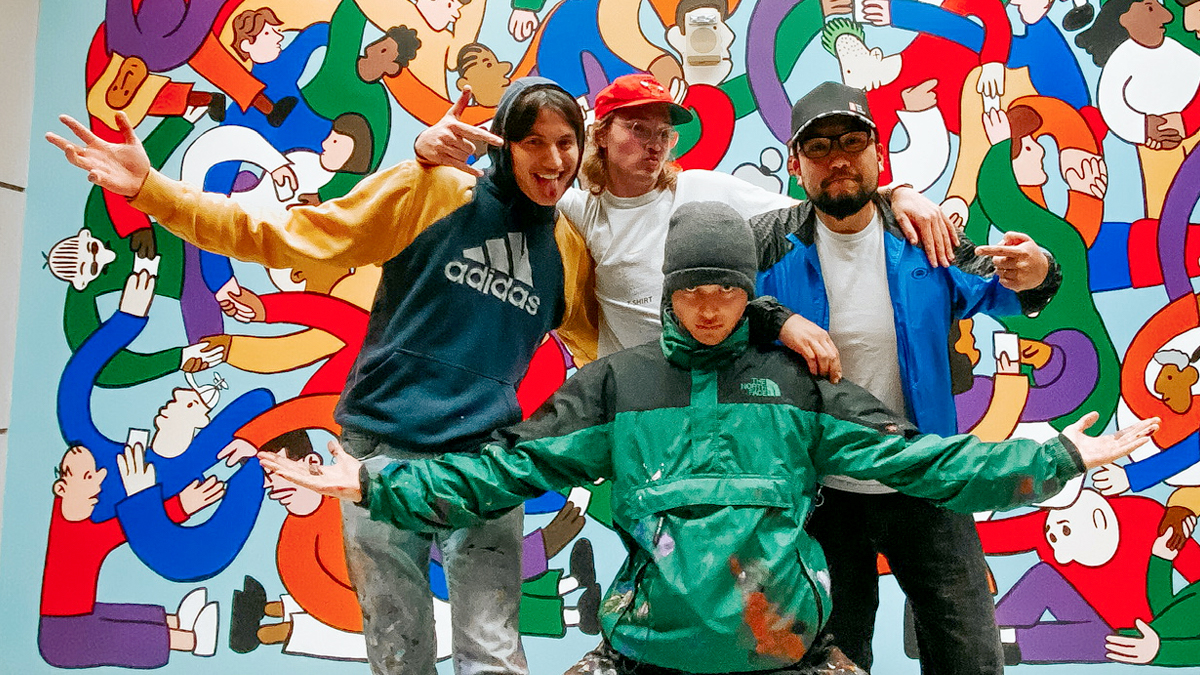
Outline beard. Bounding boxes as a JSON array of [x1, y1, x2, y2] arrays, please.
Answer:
[[811, 185, 875, 219], [810, 171, 878, 219]]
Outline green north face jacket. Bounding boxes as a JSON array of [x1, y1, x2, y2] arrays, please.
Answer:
[[361, 315, 1085, 673]]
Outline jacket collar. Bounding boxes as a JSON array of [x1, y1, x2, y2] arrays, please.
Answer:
[[660, 308, 749, 371]]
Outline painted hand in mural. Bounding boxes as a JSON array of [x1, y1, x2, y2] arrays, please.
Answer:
[[1063, 412, 1159, 469], [258, 439, 364, 503], [940, 196, 969, 231], [180, 339, 226, 373], [821, 0, 853, 16], [1146, 113, 1184, 151], [542, 503, 586, 558], [1061, 149, 1108, 199], [977, 62, 1006, 100], [128, 228, 157, 260], [1106, 619, 1161, 664], [46, 112, 150, 197], [218, 438, 259, 467], [509, 9, 540, 42], [117, 441, 156, 497], [177, 476, 227, 516], [974, 232, 1050, 292], [215, 278, 265, 323], [117, 269, 156, 318], [778, 313, 842, 383], [415, 87, 504, 178], [891, 186, 959, 268], [862, 0, 892, 26], [901, 80, 937, 113], [1158, 505, 1198, 551], [1092, 463, 1131, 496], [982, 108, 1011, 147]]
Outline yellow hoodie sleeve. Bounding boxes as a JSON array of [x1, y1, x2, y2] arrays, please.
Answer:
[[130, 161, 475, 269], [553, 214, 599, 365]]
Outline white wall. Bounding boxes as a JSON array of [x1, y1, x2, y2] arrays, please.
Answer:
[[0, 0, 41, 549]]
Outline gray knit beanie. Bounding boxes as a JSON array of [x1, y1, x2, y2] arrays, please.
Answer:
[[662, 201, 757, 300]]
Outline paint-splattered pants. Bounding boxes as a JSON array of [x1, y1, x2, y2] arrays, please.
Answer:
[[340, 429, 529, 675]]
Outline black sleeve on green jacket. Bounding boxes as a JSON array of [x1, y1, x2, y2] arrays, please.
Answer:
[[813, 377, 917, 438], [746, 296, 795, 346], [950, 229, 1062, 316]]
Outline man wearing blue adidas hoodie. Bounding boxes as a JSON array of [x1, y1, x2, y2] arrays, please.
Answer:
[[48, 78, 601, 674]]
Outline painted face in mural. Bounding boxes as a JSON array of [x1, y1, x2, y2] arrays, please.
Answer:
[[320, 129, 357, 172], [46, 229, 118, 291], [1154, 362, 1198, 413], [263, 450, 323, 516], [53, 446, 106, 522], [1119, 0, 1174, 48], [671, 285, 749, 346], [358, 35, 404, 82], [787, 116, 883, 220], [1185, 1, 1200, 37], [509, 108, 580, 206], [833, 34, 900, 91], [1011, 136, 1049, 187], [456, 46, 513, 107], [597, 103, 677, 195], [243, 23, 284, 64], [415, 0, 464, 32], [1009, 0, 1055, 25], [1044, 489, 1120, 567], [665, 7, 736, 86], [151, 388, 212, 459]]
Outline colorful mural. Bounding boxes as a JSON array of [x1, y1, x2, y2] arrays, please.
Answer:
[[4, 0, 1200, 671]]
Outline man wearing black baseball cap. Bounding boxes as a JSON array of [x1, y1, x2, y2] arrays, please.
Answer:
[[753, 81, 1062, 674]]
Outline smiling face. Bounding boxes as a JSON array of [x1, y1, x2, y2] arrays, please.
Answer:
[[509, 108, 580, 206], [54, 446, 106, 522], [671, 284, 748, 345]]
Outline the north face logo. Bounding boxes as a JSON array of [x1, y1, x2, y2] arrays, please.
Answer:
[[741, 378, 781, 397], [445, 233, 541, 315]]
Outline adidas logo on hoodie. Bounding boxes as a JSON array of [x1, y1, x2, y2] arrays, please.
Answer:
[[445, 233, 542, 315]]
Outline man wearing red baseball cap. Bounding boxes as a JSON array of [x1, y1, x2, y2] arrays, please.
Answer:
[[417, 74, 956, 370]]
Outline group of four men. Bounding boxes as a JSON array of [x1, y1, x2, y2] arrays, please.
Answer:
[[49, 74, 1154, 675]]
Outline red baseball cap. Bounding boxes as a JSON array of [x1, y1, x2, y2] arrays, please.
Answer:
[[594, 74, 693, 125]]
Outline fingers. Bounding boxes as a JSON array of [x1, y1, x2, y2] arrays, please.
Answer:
[[449, 86, 472, 120], [895, 212, 919, 246], [59, 114, 102, 147], [1066, 410, 1100, 436], [452, 122, 503, 148], [328, 439, 346, 460], [116, 111, 139, 146]]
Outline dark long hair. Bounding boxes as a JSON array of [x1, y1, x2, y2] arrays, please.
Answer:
[[1075, 0, 1137, 66]]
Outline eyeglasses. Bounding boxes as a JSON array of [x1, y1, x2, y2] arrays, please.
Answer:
[[615, 119, 679, 147], [793, 130, 873, 159]]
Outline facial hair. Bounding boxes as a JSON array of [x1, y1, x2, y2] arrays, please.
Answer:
[[811, 187, 874, 219]]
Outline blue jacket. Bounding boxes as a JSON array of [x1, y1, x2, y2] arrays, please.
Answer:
[[753, 200, 1060, 436]]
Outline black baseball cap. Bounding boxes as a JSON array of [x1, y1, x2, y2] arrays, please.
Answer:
[[789, 81, 876, 146]]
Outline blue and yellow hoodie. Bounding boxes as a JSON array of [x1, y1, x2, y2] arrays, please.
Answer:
[[132, 78, 598, 452]]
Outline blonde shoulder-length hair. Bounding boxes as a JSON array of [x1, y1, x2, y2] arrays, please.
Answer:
[[579, 113, 680, 195]]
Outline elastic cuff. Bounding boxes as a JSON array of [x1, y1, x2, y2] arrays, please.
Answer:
[[356, 464, 372, 509], [1056, 433, 1087, 475]]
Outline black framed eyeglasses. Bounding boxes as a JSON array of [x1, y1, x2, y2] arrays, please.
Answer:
[[794, 130, 873, 159]]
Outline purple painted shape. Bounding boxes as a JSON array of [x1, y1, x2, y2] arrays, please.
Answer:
[[180, 242, 224, 342], [995, 562, 1112, 663], [1158, 145, 1200, 302], [956, 330, 1099, 429], [231, 170, 263, 193], [746, 0, 805, 143], [581, 52, 610, 109], [104, 0, 227, 72]]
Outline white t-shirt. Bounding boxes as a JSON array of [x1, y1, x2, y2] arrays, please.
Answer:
[[814, 211, 909, 494], [557, 170, 795, 356], [1098, 38, 1200, 145]]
